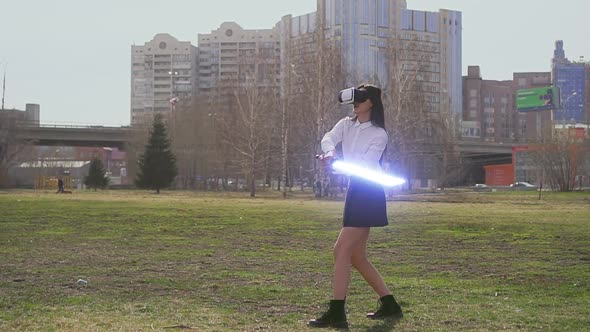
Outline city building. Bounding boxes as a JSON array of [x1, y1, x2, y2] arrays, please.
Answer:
[[130, 34, 198, 126], [278, 0, 462, 127], [585, 63, 590, 126], [275, 0, 463, 189], [196, 22, 281, 100], [323, 0, 462, 127], [129, 0, 463, 188], [462, 66, 552, 143], [192, 23, 282, 180], [552, 40, 586, 124], [463, 66, 515, 143], [132, 1, 462, 133], [278, 12, 319, 99], [0, 103, 40, 126]]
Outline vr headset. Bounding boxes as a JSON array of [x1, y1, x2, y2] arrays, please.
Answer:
[[338, 87, 369, 105]]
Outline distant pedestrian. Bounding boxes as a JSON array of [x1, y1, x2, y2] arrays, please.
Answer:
[[56, 178, 65, 194]]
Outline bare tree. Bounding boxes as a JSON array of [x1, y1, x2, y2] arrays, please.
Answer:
[[0, 118, 33, 187], [380, 35, 459, 190], [168, 99, 204, 190], [283, 36, 344, 197], [530, 129, 589, 192], [196, 91, 233, 190], [212, 56, 280, 197]]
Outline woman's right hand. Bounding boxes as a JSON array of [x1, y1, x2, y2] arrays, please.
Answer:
[[317, 153, 334, 170]]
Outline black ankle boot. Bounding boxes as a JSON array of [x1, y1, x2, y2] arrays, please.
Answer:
[[308, 300, 349, 329], [366, 295, 403, 320]]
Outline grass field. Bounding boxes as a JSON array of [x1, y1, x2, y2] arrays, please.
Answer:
[[0, 190, 589, 331]]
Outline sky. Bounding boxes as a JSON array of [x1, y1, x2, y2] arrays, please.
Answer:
[[1, 0, 589, 126]]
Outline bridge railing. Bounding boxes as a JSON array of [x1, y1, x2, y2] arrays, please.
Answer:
[[16, 120, 132, 130]]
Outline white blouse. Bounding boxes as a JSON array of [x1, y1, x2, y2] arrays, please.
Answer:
[[321, 117, 388, 171]]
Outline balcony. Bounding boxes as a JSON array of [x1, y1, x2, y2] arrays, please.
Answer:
[[220, 43, 237, 49], [154, 63, 172, 70], [153, 87, 172, 93], [220, 60, 237, 66]]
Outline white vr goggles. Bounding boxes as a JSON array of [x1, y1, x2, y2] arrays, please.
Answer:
[[338, 87, 369, 105]]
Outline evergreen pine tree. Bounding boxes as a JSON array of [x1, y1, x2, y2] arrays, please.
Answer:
[[136, 114, 177, 194], [84, 157, 109, 191]]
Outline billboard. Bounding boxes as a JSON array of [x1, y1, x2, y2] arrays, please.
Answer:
[[516, 86, 560, 112]]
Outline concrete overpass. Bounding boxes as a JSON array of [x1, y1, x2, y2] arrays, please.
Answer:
[[15, 123, 138, 150], [456, 140, 515, 155], [11, 123, 517, 185], [15, 123, 516, 154]]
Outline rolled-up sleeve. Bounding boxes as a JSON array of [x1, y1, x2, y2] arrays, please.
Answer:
[[321, 118, 347, 155]]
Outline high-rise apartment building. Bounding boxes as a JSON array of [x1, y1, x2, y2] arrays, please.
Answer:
[[275, 1, 462, 188], [132, 1, 462, 132], [281, 6, 461, 187], [196, 22, 281, 99], [130, 34, 197, 125], [279, 0, 462, 130], [324, 1, 461, 119], [193, 23, 282, 179], [278, 12, 319, 98], [585, 64, 590, 125]]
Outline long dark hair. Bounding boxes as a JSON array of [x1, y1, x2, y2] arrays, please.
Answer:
[[352, 84, 387, 165], [350, 83, 386, 130]]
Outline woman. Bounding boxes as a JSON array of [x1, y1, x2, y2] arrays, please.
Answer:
[[308, 84, 403, 329]]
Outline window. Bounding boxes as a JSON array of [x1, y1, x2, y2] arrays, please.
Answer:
[[427, 12, 438, 33], [325, 0, 332, 27], [413, 11, 425, 31], [300, 13, 313, 33], [335, 0, 341, 25], [301, 14, 308, 34], [401, 10, 412, 30], [360, 0, 369, 24], [378, 0, 388, 27], [470, 89, 477, 97]]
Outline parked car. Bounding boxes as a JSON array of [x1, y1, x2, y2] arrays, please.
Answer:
[[472, 183, 492, 192], [510, 182, 538, 190]]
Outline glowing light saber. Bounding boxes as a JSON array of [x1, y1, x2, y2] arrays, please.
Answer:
[[331, 160, 406, 187]]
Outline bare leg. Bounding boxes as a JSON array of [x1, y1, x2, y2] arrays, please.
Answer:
[[350, 229, 391, 297], [332, 227, 369, 300]]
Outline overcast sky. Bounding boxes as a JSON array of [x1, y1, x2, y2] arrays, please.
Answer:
[[1, 0, 588, 126]]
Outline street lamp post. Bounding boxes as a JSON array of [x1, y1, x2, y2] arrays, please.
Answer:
[[1, 62, 7, 111], [281, 63, 303, 198], [280, 63, 291, 198], [559, 91, 577, 128], [168, 70, 179, 110], [168, 70, 179, 136]]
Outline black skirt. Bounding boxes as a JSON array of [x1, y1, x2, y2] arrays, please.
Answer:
[[342, 176, 388, 227]]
